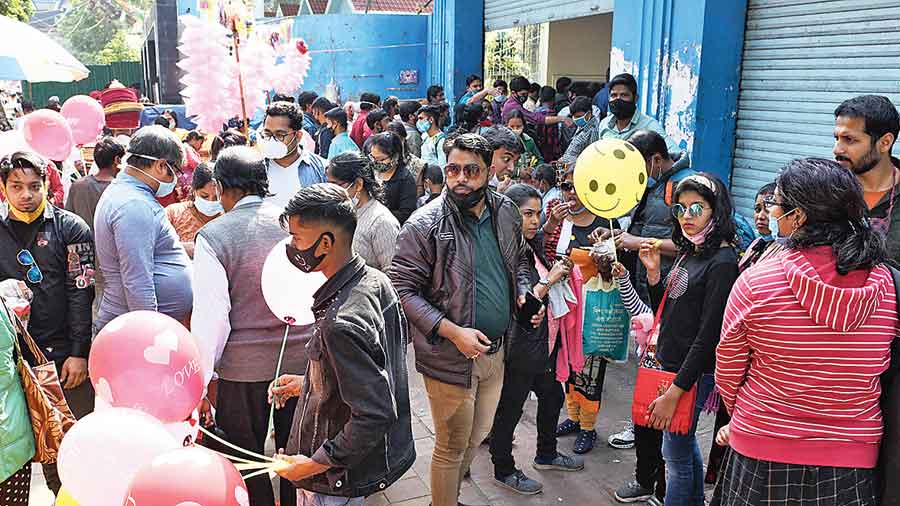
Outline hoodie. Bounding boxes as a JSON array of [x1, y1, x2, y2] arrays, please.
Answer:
[[717, 246, 897, 468]]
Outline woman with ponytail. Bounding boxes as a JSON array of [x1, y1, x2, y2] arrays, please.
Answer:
[[713, 158, 896, 506]]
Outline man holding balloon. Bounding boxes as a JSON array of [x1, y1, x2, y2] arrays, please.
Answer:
[[272, 183, 415, 505]]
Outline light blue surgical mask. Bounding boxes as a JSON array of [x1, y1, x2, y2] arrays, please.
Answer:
[[574, 116, 588, 128], [768, 208, 795, 245], [194, 196, 223, 216], [416, 119, 432, 134], [128, 153, 178, 198]]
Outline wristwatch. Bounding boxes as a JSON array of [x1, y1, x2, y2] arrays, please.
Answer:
[[537, 277, 550, 287]]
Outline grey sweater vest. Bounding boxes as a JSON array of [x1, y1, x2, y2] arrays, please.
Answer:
[[197, 200, 311, 382]]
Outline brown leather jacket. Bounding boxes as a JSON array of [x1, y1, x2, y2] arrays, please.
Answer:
[[389, 190, 532, 387]]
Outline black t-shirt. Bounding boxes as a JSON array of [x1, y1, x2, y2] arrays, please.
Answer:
[[649, 246, 739, 390], [383, 166, 418, 225], [8, 217, 42, 251]]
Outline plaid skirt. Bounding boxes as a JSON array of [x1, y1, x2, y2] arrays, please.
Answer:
[[711, 449, 877, 506]]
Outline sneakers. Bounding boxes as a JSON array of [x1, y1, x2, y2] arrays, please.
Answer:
[[573, 429, 597, 454], [555, 419, 580, 437], [532, 452, 584, 472], [647, 496, 664, 506], [493, 469, 543, 495], [608, 422, 636, 449], [614, 479, 654, 503]]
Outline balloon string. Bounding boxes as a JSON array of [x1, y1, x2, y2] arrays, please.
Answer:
[[244, 460, 289, 480], [216, 450, 266, 465], [197, 425, 276, 462], [233, 461, 274, 471], [268, 324, 291, 431], [610, 217, 619, 264]]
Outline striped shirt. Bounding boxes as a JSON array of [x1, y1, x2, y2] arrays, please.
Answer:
[[716, 246, 897, 468]]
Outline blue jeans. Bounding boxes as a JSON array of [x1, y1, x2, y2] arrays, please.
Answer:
[[296, 490, 364, 506], [662, 373, 714, 506]]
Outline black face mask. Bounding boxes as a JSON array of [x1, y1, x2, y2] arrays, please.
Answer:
[[449, 185, 487, 210], [609, 98, 637, 119], [515, 94, 528, 105], [285, 233, 333, 273]]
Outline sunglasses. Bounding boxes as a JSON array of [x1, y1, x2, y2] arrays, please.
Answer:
[[17, 249, 42, 284], [671, 202, 707, 219], [559, 181, 575, 192], [445, 163, 484, 179]]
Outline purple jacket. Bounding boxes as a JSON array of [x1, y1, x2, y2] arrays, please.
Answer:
[[501, 97, 549, 125]]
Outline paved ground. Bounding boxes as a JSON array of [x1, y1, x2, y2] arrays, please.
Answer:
[[30, 352, 715, 505]]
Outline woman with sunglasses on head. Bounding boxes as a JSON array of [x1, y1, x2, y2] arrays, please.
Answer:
[[325, 151, 400, 272], [542, 165, 615, 455], [637, 172, 739, 505], [713, 158, 896, 506]]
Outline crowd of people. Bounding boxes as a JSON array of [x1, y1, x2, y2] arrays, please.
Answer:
[[0, 70, 898, 506]]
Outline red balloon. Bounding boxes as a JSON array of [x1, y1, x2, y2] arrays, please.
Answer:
[[22, 109, 74, 161], [89, 311, 204, 423], [125, 446, 249, 506], [61, 95, 105, 145]]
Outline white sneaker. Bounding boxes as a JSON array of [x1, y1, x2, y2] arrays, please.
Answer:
[[608, 422, 635, 449]]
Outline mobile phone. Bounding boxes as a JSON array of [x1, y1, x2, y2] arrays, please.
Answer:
[[517, 291, 543, 325]]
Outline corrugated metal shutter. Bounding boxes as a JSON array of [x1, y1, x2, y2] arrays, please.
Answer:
[[731, 0, 900, 214], [484, 0, 612, 31]]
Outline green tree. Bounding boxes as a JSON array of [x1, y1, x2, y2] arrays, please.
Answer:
[[96, 30, 139, 63], [0, 0, 36, 22], [484, 30, 525, 83]]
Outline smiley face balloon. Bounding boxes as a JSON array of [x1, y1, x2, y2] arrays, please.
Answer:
[[573, 138, 647, 219]]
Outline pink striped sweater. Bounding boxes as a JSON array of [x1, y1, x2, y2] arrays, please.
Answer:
[[716, 246, 897, 468]]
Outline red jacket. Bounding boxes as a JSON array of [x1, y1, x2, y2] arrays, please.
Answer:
[[349, 111, 371, 149], [717, 246, 897, 468]]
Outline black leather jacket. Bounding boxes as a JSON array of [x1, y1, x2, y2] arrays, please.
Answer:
[[0, 203, 93, 361], [286, 256, 414, 498], [390, 190, 532, 387]]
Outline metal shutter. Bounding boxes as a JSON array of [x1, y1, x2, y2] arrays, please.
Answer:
[[731, 0, 900, 214], [484, 0, 612, 31]]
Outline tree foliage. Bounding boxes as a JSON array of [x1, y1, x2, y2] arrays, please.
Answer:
[[54, 0, 145, 64], [0, 0, 36, 22], [96, 30, 139, 64]]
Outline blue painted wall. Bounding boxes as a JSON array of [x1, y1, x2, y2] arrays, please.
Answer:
[[255, 14, 429, 102], [610, 0, 748, 183], [427, 0, 484, 103]]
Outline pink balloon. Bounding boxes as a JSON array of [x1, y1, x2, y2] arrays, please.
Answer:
[[261, 237, 326, 326], [89, 311, 205, 422], [22, 109, 74, 161], [57, 408, 180, 506], [125, 446, 249, 506], [0, 129, 28, 158], [61, 95, 105, 145]]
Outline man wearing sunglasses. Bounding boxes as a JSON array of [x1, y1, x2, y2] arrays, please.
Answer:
[[94, 125, 193, 335], [0, 150, 96, 494], [391, 133, 538, 506]]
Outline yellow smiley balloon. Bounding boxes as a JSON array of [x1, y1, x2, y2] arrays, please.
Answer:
[[56, 488, 80, 506], [573, 138, 648, 219]]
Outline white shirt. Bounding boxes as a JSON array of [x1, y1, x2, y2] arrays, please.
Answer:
[[191, 195, 263, 385], [266, 156, 305, 211]]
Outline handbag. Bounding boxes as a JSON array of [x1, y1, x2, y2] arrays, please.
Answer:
[[4, 301, 76, 464], [631, 255, 698, 435]]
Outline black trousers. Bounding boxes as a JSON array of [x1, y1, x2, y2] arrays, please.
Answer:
[[490, 365, 565, 478], [43, 358, 95, 495], [217, 379, 298, 506], [634, 423, 666, 500]]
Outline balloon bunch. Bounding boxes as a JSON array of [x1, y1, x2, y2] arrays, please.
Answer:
[[0, 95, 105, 161], [178, 15, 240, 133], [271, 38, 312, 96], [54, 311, 260, 506]]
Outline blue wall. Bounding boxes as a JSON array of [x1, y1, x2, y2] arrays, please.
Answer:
[[256, 14, 429, 102], [611, 0, 747, 183], [427, 0, 484, 102]]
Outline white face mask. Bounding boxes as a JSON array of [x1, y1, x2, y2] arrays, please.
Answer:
[[194, 196, 223, 216], [258, 134, 297, 160]]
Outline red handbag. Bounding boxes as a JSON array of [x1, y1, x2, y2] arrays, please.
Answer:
[[631, 256, 698, 435]]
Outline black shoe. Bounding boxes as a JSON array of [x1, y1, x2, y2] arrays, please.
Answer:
[[614, 479, 654, 503], [573, 429, 597, 454], [493, 469, 543, 495], [555, 419, 580, 437]]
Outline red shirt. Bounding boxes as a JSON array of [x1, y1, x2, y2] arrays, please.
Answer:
[[717, 247, 897, 468], [349, 111, 372, 149]]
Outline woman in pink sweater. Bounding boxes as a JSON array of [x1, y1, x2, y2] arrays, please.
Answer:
[[713, 158, 896, 506]]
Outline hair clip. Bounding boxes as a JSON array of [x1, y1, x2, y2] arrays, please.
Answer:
[[679, 174, 716, 194]]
